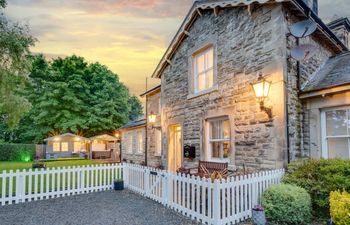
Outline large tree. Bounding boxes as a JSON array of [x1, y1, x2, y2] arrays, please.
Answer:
[[3, 55, 143, 143], [0, 1, 36, 128]]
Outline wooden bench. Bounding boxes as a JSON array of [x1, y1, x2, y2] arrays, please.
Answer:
[[178, 160, 228, 178]]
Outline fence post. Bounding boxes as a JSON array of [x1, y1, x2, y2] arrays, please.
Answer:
[[123, 163, 128, 188], [213, 179, 221, 225], [144, 168, 149, 197]]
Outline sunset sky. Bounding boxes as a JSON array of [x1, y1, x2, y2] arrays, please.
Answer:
[[5, 0, 350, 96]]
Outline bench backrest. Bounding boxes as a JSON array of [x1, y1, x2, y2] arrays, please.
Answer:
[[198, 160, 228, 174]]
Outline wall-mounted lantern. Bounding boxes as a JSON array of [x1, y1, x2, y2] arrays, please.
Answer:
[[148, 111, 161, 130], [251, 72, 273, 119], [148, 111, 157, 124]]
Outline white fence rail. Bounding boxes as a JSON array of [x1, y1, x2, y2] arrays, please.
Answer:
[[0, 163, 284, 225], [124, 163, 284, 225], [0, 164, 122, 206]]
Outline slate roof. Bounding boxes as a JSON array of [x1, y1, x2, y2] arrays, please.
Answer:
[[302, 52, 350, 92], [120, 118, 146, 129]]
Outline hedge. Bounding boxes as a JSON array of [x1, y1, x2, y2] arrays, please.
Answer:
[[262, 184, 312, 225], [0, 144, 36, 162], [283, 159, 350, 218], [330, 190, 350, 225]]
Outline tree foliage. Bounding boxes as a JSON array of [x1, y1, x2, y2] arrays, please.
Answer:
[[1, 55, 143, 143], [128, 95, 143, 121], [0, 1, 36, 128]]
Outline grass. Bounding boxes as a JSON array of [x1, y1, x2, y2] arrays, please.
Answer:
[[0, 160, 98, 173], [0, 160, 122, 197]]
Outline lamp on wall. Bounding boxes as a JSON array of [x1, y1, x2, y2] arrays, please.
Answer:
[[148, 111, 161, 130], [251, 72, 272, 119], [148, 111, 157, 124]]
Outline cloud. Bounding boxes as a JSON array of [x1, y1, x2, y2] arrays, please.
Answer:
[[8, 0, 191, 18]]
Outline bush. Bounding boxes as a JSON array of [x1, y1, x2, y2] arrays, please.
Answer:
[[262, 184, 312, 225], [330, 191, 350, 225], [283, 159, 350, 218], [0, 144, 35, 162]]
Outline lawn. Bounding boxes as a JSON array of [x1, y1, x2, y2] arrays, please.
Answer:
[[0, 159, 98, 173]]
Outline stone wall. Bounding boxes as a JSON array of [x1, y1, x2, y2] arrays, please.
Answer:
[[146, 90, 163, 168], [160, 4, 288, 170], [284, 8, 334, 160], [120, 126, 146, 165]]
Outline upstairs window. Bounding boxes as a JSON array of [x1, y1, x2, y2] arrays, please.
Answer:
[[193, 46, 214, 93]]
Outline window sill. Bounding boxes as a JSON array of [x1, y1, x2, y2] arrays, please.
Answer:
[[187, 84, 218, 100]]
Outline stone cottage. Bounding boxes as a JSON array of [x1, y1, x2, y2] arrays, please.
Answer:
[[128, 0, 350, 171]]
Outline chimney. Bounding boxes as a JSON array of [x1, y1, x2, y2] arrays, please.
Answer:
[[303, 0, 318, 15], [328, 17, 350, 49]]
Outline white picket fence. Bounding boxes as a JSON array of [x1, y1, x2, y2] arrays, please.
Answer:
[[0, 163, 284, 225], [124, 163, 284, 225], [0, 164, 122, 206]]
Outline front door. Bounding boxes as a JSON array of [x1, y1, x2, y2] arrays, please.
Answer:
[[168, 124, 182, 172]]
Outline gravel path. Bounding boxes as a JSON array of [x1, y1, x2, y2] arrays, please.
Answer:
[[0, 190, 199, 225]]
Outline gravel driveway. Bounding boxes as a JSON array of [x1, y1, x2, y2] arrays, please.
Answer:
[[0, 190, 199, 225]]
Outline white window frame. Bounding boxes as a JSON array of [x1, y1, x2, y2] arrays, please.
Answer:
[[193, 46, 214, 94], [206, 117, 230, 162], [61, 142, 69, 152], [74, 142, 82, 153], [155, 129, 162, 156], [127, 132, 133, 154], [136, 131, 144, 154], [321, 106, 350, 159], [53, 142, 60, 152]]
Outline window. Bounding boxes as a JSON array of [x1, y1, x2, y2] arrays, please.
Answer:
[[155, 129, 162, 156], [321, 107, 350, 159], [53, 142, 60, 152], [137, 131, 144, 154], [193, 46, 214, 93], [61, 142, 69, 152], [125, 132, 133, 154], [207, 118, 230, 161], [74, 142, 82, 153]]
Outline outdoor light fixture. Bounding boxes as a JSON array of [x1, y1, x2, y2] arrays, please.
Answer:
[[115, 132, 120, 138], [148, 111, 161, 130], [251, 72, 272, 119], [148, 111, 157, 124]]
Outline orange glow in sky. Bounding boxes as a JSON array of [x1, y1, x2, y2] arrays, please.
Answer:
[[5, 0, 192, 95]]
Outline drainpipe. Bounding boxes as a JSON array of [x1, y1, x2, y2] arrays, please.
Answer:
[[145, 95, 148, 166]]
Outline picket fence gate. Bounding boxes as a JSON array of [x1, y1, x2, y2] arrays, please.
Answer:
[[124, 163, 284, 225], [0, 163, 284, 225]]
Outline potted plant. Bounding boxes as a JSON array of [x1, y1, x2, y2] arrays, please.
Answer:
[[252, 205, 266, 225], [113, 178, 124, 190]]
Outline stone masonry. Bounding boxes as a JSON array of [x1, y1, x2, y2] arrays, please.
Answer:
[[160, 4, 288, 170]]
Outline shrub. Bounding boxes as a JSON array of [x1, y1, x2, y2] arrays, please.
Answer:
[[262, 184, 312, 225], [0, 144, 35, 162], [330, 191, 350, 225], [283, 159, 350, 218]]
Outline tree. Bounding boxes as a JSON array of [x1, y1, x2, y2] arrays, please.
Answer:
[[0, 1, 36, 128], [7, 55, 134, 143], [128, 95, 143, 121]]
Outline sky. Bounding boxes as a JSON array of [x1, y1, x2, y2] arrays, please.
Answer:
[[4, 0, 350, 96]]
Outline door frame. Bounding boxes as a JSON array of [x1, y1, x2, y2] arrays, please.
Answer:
[[167, 123, 183, 172]]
